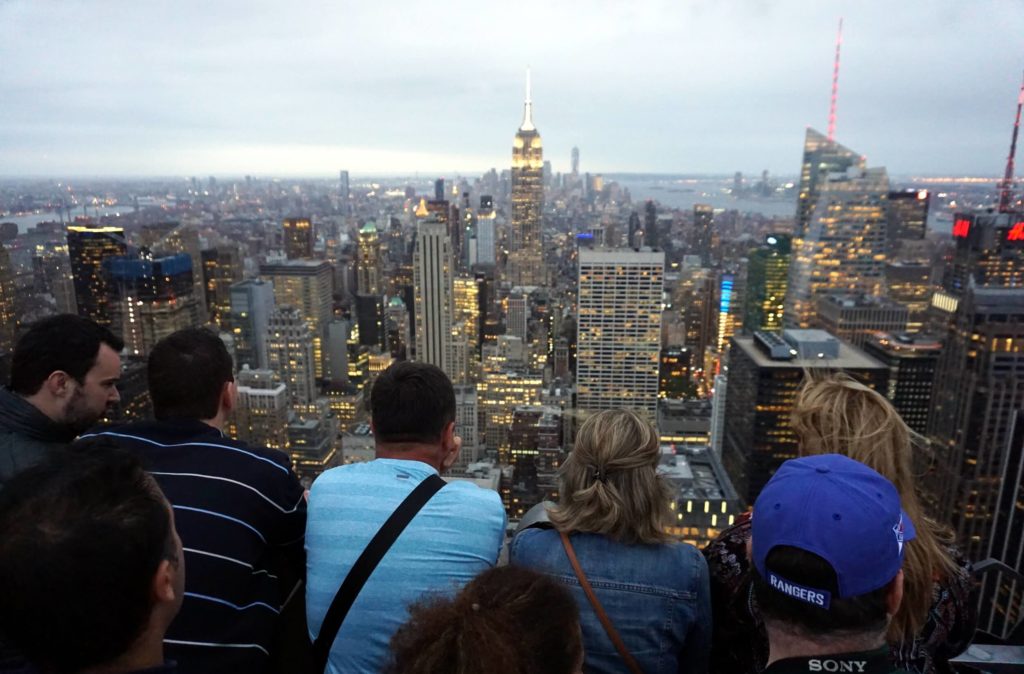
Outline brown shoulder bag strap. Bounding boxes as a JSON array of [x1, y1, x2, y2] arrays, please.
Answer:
[[559, 531, 645, 674]]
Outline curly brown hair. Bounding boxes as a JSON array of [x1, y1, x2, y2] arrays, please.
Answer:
[[387, 566, 583, 674]]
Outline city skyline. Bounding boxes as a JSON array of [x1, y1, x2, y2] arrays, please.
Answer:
[[3, 1, 1024, 177]]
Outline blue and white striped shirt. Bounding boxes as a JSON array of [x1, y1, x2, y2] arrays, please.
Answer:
[[82, 420, 307, 674]]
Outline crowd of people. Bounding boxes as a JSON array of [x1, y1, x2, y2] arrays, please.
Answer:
[[0, 314, 977, 674]]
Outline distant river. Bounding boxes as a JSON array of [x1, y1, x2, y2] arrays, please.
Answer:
[[2, 204, 132, 235], [612, 175, 797, 218]]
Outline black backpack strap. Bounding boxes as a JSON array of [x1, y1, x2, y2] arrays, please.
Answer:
[[311, 472, 446, 672]]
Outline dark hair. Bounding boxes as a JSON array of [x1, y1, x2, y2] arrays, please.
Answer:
[[148, 327, 233, 420], [752, 545, 890, 639], [10, 314, 124, 395], [0, 440, 173, 672], [370, 361, 455, 444], [388, 566, 582, 674]]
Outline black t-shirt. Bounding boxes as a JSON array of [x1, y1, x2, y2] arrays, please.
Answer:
[[763, 647, 911, 674]]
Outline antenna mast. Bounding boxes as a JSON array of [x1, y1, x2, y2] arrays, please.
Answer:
[[827, 18, 843, 142], [998, 71, 1024, 213]]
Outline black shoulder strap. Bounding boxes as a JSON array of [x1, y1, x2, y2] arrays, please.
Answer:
[[311, 473, 446, 672]]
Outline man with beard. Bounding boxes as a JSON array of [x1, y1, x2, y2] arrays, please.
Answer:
[[0, 314, 123, 491]]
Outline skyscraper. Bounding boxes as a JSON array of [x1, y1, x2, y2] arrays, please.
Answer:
[[228, 279, 275, 371], [862, 332, 941, 437], [266, 306, 318, 410], [0, 243, 16, 353], [413, 218, 455, 377], [723, 330, 888, 504], [693, 205, 714, 267], [356, 222, 382, 295], [743, 234, 791, 333], [571, 146, 579, 176], [137, 222, 208, 322], [816, 294, 909, 348], [784, 167, 889, 328], [339, 170, 350, 215], [885, 260, 933, 333], [232, 367, 289, 452], [509, 71, 544, 286], [67, 225, 127, 328], [576, 248, 664, 418], [283, 217, 314, 260], [259, 260, 333, 378], [105, 253, 200, 357], [887, 188, 930, 253], [201, 245, 244, 327], [794, 128, 865, 237]]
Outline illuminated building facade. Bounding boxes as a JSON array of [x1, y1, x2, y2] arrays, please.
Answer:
[[201, 245, 244, 327], [454, 276, 481, 356], [794, 128, 865, 237], [743, 234, 791, 333], [287, 398, 338, 484], [693, 204, 714, 266], [723, 330, 888, 504], [283, 217, 314, 259], [266, 306, 317, 410], [232, 367, 289, 452], [677, 266, 717, 364], [659, 347, 696, 399], [576, 248, 664, 418], [887, 188, 930, 253], [228, 279, 275, 370], [104, 253, 200, 357], [478, 369, 543, 454], [0, 243, 16, 353], [885, 260, 933, 333], [259, 260, 333, 379], [784, 166, 889, 328], [715, 265, 747, 353], [509, 72, 544, 287], [926, 284, 1024, 638], [661, 446, 742, 547], [862, 331, 941, 436], [384, 296, 410, 359], [413, 219, 455, 377], [816, 294, 909, 348], [67, 225, 127, 327], [357, 221, 382, 295], [137, 222, 208, 322]]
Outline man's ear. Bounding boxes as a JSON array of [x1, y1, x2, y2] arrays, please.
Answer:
[[885, 570, 905, 617], [152, 558, 178, 605], [220, 380, 236, 416], [44, 370, 73, 398]]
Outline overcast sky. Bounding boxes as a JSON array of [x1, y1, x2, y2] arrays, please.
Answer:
[[2, 0, 1023, 177]]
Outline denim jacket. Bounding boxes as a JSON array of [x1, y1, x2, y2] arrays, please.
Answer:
[[510, 526, 711, 674]]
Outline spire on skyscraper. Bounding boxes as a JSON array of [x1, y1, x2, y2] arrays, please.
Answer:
[[520, 67, 535, 132], [828, 17, 843, 141]]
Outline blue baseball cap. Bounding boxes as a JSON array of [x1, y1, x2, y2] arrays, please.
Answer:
[[751, 454, 915, 609]]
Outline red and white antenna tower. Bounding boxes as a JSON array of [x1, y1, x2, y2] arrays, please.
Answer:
[[827, 18, 843, 142], [997, 71, 1024, 213]]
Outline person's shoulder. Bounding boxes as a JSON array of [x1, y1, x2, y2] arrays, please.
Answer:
[[440, 479, 504, 510], [86, 421, 296, 478]]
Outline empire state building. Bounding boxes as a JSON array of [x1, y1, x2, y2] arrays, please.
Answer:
[[508, 70, 544, 286]]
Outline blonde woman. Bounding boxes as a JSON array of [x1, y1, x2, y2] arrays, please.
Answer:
[[703, 373, 976, 674], [511, 409, 711, 674]]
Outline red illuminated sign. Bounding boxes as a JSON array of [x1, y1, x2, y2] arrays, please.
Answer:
[[1008, 221, 1024, 241], [952, 218, 971, 238]]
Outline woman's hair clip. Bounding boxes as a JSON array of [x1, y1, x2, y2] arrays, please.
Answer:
[[589, 464, 607, 483]]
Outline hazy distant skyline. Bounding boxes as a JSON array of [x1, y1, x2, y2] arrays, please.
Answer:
[[2, 0, 1023, 177]]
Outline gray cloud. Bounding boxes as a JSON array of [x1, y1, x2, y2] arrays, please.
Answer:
[[1, 0, 1023, 176]]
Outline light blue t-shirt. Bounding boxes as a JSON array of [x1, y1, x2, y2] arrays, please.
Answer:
[[305, 458, 506, 673]]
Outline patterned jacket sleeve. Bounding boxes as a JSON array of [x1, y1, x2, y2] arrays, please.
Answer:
[[702, 514, 768, 674]]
